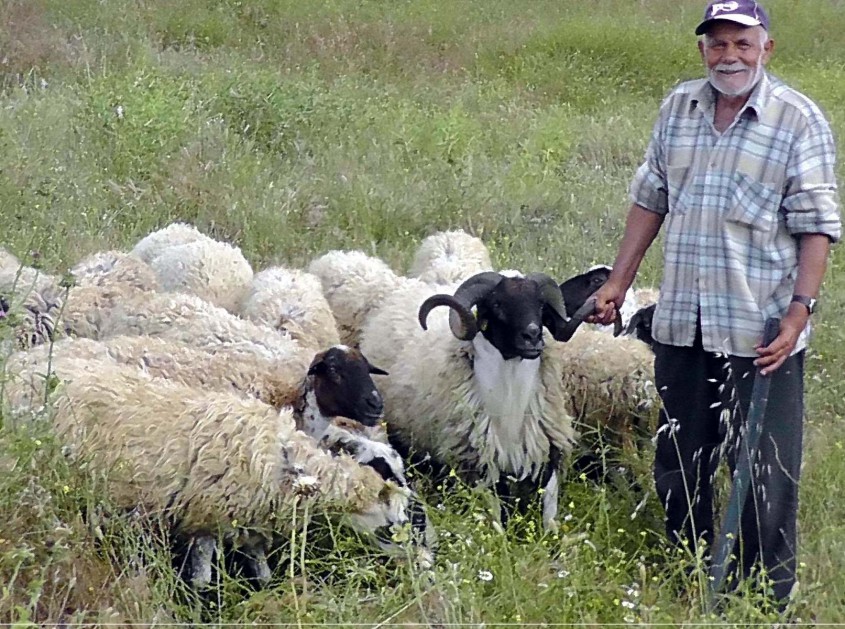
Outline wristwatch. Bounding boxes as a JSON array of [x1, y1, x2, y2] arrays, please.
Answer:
[[791, 295, 817, 315]]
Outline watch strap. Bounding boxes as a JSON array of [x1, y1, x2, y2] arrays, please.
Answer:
[[790, 294, 816, 315]]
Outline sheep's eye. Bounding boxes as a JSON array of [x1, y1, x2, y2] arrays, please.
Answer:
[[489, 301, 505, 318]]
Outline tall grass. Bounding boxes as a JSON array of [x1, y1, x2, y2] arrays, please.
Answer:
[[2, 0, 845, 624]]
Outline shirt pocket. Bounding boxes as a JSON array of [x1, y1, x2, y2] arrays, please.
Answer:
[[666, 164, 692, 215], [724, 172, 781, 232]]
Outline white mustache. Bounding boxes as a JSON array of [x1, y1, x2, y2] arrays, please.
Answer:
[[713, 63, 750, 73]]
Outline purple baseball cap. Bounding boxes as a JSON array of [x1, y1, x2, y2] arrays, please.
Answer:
[[695, 0, 770, 35]]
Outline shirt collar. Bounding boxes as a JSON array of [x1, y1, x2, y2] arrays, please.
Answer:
[[690, 71, 771, 120]]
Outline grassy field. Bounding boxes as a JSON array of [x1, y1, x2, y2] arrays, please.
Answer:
[[2, 0, 845, 625]]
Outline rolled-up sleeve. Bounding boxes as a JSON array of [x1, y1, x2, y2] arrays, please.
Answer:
[[782, 112, 842, 242], [629, 113, 669, 216]]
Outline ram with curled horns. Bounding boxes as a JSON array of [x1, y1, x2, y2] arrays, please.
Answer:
[[359, 270, 586, 531]]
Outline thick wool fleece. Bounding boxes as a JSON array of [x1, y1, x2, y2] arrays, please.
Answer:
[[545, 328, 658, 456], [7, 336, 312, 412], [147, 239, 254, 314], [3, 360, 405, 536], [70, 250, 159, 293], [0, 246, 20, 271], [130, 222, 210, 264], [240, 266, 340, 351], [97, 291, 301, 360], [307, 250, 407, 347], [1, 249, 161, 348], [408, 230, 493, 286]]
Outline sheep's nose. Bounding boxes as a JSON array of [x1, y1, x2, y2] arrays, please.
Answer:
[[521, 323, 542, 345], [364, 391, 384, 411]]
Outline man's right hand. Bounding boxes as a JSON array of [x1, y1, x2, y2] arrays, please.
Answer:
[[587, 282, 627, 326]]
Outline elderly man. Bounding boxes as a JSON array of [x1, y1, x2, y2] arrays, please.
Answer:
[[591, 0, 841, 604]]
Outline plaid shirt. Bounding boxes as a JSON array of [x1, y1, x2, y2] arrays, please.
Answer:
[[630, 72, 841, 357]]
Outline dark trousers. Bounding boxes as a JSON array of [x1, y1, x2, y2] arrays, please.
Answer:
[[653, 329, 804, 602]]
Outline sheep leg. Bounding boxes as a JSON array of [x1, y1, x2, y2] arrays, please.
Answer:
[[494, 447, 562, 532], [235, 537, 273, 588], [542, 447, 562, 532], [185, 535, 217, 589], [542, 470, 560, 532]]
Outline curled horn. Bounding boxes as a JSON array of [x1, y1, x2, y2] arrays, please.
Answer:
[[417, 271, 503, 340], [526, 272, 568, 322], [451, 271, 505, 305], [418, 294, 478, 339]]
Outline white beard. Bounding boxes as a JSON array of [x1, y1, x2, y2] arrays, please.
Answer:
[[708, 56, 764, 97]]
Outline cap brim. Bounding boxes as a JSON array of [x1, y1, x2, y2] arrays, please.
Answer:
[[695, 15, 763, 35]]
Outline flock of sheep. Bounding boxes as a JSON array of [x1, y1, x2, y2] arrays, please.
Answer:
[[0, 223, 659, 591]]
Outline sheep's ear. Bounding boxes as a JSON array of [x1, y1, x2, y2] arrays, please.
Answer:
[[307, 359, 325, 376], [368, 363, 389, 376]]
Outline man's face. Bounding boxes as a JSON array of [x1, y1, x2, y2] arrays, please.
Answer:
[[698, 22, 773, 97]]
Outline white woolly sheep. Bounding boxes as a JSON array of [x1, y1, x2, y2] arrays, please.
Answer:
[[0, 257, 66, 350], [0, 255, 56, 298], [146, 238, 254, 313], [307, 250, 407, 347], [4, 349, 431, 588], [70, 250, 159, 293], [6, 335, 422, 518], [1, 284, 157, 352], [19, 338, 423, 532], [407, 230, 493, 286], [1, 249, 162, 349], [360, 271, 584, 531], [95, 290, 302, 360], [6, 337, 388, 441], [239, 266, 341, 351], [130, 222, 211, 264]]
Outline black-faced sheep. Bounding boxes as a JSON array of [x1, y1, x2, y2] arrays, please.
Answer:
[[3, 349, 432, 589], [624, 303, 656, 350], [559, 265, 659, 338], [360, 271, 582, 531], [542, 327, 659, 474], [6, 338, 386, 437]]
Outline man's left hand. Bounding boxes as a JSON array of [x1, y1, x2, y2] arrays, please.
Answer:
[[753, 304, 810, 375]]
